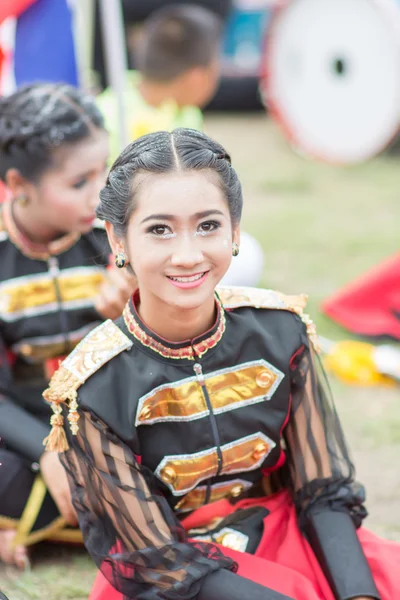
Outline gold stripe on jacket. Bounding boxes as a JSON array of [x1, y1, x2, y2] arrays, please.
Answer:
[[155, 432, 276, 495], [136, 359, 284, 426]]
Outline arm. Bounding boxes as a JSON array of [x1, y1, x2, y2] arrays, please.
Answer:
[[62, 410, 293, 600], [0, 332, 49, 463], [0, 396, 50, 463], [285, 330, 380, 600]]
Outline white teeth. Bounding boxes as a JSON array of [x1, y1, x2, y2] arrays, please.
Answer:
[[169, 272, 205, 283]]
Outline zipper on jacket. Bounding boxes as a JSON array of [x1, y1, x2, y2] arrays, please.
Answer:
[[48, 256, 71, 353], [193, 362, 223, 476]]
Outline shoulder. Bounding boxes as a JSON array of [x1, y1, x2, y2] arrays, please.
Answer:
[[217, 285, 320, 352], [43, 320, 132, 404], [217, 285, 308, 314]]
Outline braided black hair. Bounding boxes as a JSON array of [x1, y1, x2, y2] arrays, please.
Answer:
[[0, 83, 105, 182], [98, 128, 242, 236]]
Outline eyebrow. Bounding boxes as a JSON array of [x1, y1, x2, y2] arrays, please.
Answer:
[[140, 209, 225, 224]]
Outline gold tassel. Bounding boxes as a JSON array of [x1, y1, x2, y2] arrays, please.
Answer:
[[43, 403, 69, 452], [67, 392, 80, 435]]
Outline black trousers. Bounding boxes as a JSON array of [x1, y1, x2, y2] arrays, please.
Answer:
[[0, 447, 59, 531]]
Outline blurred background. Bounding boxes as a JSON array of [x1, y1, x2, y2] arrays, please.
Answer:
[[0, 0, 399, 597]]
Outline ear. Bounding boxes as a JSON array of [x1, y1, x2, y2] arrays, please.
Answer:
[[232, 225, 241, 247], [5, 168, 30, 199], [105, 222, 126, 257], [183, 66, 207, 91]]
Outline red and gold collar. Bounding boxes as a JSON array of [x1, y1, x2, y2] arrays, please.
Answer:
[[123, 292, 226, 360], [3, 200, 81, 261]]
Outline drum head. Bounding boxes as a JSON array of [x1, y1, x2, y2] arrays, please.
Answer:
[[262, 0, 400, 163]]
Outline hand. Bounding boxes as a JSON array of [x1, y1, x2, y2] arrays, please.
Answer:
[[95, 264, 137, 321], [0, 529, 29, 569], [39, 451, 78, 526]]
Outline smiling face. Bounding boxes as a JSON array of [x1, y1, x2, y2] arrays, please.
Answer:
[[107, 170, 239, 314]]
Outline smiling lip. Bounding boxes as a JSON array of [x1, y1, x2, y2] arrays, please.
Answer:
[[166, 271, 209, 289]]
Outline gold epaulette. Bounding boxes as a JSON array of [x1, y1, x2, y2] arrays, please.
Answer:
[[217, 286, 320, 354], [43, 320, 132, 452]]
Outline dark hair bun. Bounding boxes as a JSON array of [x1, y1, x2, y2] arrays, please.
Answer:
[[0, 83, 105, 182]]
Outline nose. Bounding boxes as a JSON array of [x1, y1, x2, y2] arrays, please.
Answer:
[[170, 235, 204, 269]]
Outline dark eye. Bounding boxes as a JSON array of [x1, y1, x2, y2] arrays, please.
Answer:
[[147, 224, 172, 236], [198, 220, 220, 233], [72, 178, 87, 190]]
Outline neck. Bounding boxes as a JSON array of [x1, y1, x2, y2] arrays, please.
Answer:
[[137, 291, 216, 343], [12, 201, 62, 244], [139, 78, 186, 109]]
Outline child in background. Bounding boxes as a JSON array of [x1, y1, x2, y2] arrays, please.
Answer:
[[97, 4, 222, 161], [0, 83, 134, 568]]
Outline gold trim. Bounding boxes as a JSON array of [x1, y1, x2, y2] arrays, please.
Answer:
[[3, 199, 80, 261], [123, 296, 226, 360], [43, 321, 132, 449], [136, 360, 284, 426], [217, 286, 320, 353], [188, 527, 250, 552], [18, 340, 80, 362], [175, 479, 252, 512], [1, 270, 105, 315], [156, 432, 276, 495], [44, 321, 132, 404]]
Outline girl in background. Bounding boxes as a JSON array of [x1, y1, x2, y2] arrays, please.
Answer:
[[0, 83, 134, 568]]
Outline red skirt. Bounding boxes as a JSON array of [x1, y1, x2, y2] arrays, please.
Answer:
[[90, 491, 400, 600]]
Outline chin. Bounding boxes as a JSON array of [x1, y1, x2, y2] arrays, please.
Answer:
[[77, 221, 95, 233], [164, 286, 215, 312]]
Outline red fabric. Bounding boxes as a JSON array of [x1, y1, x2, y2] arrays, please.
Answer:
[[322, 253, 400, 340], [89, 491, 400, 600], [0, 182, 6, 204], [0, 0, 38, 24], [44, 356, 66, 380]]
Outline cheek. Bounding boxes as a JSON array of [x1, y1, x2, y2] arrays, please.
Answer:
[[127, 236, 168, 273], [39, 187, 77, 215]]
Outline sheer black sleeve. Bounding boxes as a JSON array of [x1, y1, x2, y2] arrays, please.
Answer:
[[61, 410, 236, 600], [284, 326, 380, 600]]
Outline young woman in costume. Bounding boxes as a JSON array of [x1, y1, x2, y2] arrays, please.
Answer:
[[0, 83, 134, 568], [45, 129, 399, 600]]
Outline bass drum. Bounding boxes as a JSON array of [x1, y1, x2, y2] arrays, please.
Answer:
[[261, 0, 400, 163]]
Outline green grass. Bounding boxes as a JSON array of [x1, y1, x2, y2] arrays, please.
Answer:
[[2, 115, 399, 597]]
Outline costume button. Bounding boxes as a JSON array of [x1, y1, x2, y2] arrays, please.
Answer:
[[252, 442, 268, 461], [220, 532, 242, 551], [20, 344, 33, 357], [230, 484, 244, 498], [160, 466, 177, 485], [139, 405, 152, 421], [256, 370, 273, 388]]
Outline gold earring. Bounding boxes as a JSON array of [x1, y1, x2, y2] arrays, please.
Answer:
[[15, 194, 29, 207], [115, 252, 127, 268], [232, 243, 240, 257]]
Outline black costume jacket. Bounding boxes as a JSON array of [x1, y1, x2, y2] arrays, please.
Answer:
[[0, 201, 109, 464], [44, 287, 380, 600]]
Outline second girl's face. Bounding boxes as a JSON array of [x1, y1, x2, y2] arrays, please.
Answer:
[[124, 171, 239, 311], [26, 129, 109, 234]]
